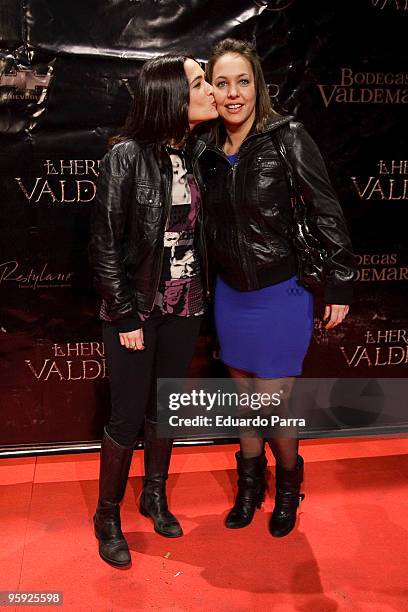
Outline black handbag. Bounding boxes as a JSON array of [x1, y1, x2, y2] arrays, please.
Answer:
[[272, 131, 328, 288]]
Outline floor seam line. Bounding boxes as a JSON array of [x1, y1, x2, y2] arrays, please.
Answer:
[[17, 456, 37, 590]]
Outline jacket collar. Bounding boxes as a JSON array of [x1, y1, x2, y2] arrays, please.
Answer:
[[203, 114, 294, 158]]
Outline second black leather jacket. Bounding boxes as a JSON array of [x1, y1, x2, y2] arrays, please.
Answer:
[[89, 138, 207, 331], [199, 115, 356, 305]]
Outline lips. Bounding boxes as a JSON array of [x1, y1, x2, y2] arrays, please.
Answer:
[[225, 103, 244, 113]]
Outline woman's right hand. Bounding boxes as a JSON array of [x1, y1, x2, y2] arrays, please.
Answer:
[[119, 328, 144, 351]]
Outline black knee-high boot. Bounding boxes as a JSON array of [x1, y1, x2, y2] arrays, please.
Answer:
[[269, 455, 305, 537], [94, 429, 133, 567], [225, 450, 268, 529], [139, 419, 182, 538]]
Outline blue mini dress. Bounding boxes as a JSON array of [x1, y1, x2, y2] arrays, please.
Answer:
[[214, 154, 314, 378]]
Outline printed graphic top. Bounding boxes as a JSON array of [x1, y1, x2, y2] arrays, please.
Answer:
[[100, 147, 203, 324]]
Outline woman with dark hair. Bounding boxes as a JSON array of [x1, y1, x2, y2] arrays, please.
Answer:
[[89, 54, 218, 567], [201, 39, 356, 537]]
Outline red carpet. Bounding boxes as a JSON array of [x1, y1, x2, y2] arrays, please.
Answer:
[[1, 437, 408, 611]]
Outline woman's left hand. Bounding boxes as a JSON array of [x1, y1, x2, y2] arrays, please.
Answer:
[[323, 304, 350, 330]]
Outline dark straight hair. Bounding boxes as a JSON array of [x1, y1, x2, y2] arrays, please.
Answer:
[[111, 53, 196, 147], [206, 38, 279, 144]]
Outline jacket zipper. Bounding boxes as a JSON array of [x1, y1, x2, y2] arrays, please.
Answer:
[[198, 208, 210, 299], [147, 151, 173, 311], [208, 148, 252, 290], [229, 160, 254, 289], [193, 142, 211, 299]]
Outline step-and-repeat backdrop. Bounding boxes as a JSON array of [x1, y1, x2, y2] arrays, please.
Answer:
[[1, 0, 407, 449]]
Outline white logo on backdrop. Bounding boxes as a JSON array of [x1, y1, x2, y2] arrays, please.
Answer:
[[253, 0, 295, 11]]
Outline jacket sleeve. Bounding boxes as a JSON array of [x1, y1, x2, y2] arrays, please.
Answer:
[[89, 142, 142, 331], [287, 122, 357, 305]]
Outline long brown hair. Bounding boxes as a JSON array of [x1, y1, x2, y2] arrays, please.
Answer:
[[110, 53, 196, 147], [206, 38, 279, 144]]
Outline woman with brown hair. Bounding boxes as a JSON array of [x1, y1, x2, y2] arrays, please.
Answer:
[[200, 39, 355, 537]]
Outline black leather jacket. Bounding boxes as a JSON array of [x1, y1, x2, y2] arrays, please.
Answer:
[[200, 115, 356, 305], [89, 138, 207, 331]]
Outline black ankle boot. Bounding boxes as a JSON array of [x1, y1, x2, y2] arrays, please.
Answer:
[[269, 455, 305, 537], [94, 429, 133, 567], [139, 419, 182, 538], [225, 451, 267, 529]]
